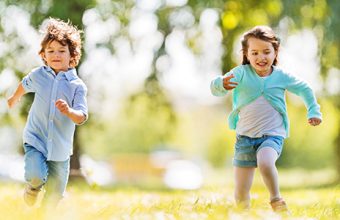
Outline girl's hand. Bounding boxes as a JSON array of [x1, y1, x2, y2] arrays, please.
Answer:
[[55, 99, 71, 116], [308, 117, 322, 126], [223, 74, 238, 90]]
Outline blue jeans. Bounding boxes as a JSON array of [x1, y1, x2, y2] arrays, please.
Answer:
[[23, 143, 70, 200], [233, 135, 284, 167]]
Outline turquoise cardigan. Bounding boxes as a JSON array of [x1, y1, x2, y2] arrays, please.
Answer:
[[210, 64, 322, 137]]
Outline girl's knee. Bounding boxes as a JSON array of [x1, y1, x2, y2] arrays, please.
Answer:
[[258, 160, 275, 174]]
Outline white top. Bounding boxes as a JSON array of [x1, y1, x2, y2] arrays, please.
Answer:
[[236, 96, 286, 138]]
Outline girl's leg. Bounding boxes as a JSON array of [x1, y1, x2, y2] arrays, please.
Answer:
[[256, 147, 280, 201], [44, 159, 70, 204], [234, 167, 255, 208]]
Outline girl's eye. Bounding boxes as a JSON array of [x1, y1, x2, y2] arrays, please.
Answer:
[[252, 52, 258, 55]]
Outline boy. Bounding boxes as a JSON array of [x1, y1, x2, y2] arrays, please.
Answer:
[[7, 18, 88, 206]]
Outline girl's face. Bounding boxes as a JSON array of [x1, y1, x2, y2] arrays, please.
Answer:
[[42, 40, 71, 73], [246, 37, 277, 76]]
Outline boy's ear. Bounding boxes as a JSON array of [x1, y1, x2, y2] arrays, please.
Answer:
[[40, 52, 47, 62]]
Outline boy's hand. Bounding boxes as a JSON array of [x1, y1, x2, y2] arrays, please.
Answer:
[[56, 99, 86, 124], [308, 117, 322, 126], [223, 74, 238, 90], [55, 99, 71, 116], [7, 96, 19, 109]]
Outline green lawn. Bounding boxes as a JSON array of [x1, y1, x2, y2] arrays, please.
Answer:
[[0, 169, 339, 220]]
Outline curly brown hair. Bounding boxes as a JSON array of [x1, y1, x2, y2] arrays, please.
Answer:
[[39, 18, 82, 68], [241, 26, 280, 65]]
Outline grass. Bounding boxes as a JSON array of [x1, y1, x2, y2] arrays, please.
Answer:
[[0, 169, 339, 220]]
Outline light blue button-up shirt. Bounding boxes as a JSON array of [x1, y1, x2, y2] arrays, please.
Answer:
[[22, 66, 88, 161]]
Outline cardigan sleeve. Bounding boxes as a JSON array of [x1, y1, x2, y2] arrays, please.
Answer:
[[285, 73, 322, 120], [210, 76, 229, 96], [210, 66, 243, 97]]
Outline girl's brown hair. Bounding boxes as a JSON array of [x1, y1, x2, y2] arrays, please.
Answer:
[[241, 26, 280, 65], [39, 18, 82, 68]]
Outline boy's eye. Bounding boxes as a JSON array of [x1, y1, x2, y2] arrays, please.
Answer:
[[252, 52, 258, 55]]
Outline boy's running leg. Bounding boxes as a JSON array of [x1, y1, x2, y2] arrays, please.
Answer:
[[44, 159, 70, 205], [23, 144, 48, 206]]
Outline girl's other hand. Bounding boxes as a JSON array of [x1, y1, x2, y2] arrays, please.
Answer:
[[308, 117, 322, 126], [223, 74, 238, 90]]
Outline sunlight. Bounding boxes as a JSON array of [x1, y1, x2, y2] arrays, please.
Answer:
[[279, 29, 321, 92]]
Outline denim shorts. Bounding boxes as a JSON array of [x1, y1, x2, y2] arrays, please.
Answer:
[[233, 135, 284, 167]]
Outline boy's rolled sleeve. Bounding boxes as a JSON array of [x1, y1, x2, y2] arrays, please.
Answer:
[[21, 73, 36, 93]]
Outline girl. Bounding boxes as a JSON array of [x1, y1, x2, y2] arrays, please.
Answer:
[[210, 26, 322, 212]]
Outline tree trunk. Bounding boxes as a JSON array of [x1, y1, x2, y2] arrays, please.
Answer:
[[69, 128, 87, 182]]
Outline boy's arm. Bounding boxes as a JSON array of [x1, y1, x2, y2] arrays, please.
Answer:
[[55, 99, 86, 124], [7, 83, 26, 108]]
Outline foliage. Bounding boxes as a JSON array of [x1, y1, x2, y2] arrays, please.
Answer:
[[206, 120, 235, 168], [278, 98, 339, 169], [80, 85, 176, 157]]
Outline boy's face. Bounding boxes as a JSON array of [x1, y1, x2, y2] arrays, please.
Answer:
[[246, 37, 277, 76], [42, 40, 71, 73]]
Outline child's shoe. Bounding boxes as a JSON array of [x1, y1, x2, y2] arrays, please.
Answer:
[[24, 185, 40, 206], [270, 198, 290, 214]]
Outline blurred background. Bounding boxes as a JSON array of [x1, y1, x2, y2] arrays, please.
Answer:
[[0, 0, 339, 189]]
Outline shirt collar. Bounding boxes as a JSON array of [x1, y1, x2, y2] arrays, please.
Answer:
[[44, 66, 78, 81], [64, 68, 78, 81]]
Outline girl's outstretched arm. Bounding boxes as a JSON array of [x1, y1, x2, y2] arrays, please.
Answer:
[[211, 72, 238, 96], [7, 83, 26, 108]]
